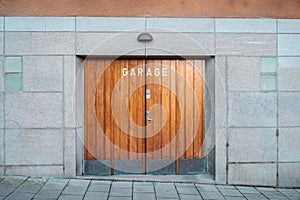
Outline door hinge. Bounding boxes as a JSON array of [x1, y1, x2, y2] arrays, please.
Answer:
[[276, 128, 279, 137]]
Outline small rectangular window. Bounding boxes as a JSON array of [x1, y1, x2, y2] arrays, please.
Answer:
[[260, 57, 277, 92], [260, 76, 277, 91], [4, 56, 23, 92]]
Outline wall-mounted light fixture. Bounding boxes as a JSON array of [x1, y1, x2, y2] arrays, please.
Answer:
[[260, 57, 277, 92], [137, 33, 153, 42]]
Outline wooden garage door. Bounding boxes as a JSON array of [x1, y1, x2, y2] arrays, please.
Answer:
[[84, 59, 205, 175]]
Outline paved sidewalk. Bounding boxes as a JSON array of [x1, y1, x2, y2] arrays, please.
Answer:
[[0, 176, 299, 200]]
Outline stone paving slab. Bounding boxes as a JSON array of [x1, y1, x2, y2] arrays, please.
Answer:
[[88, 184, 110, 192], [133, 193, 156, 200], [0, 176, 299, 200], [84, 192, 108, 200], [34, 189, 62, 198]]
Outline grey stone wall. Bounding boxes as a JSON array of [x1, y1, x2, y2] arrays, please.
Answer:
[[0, 17, 299, 187]]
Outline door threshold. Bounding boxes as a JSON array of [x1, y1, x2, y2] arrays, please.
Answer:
[[76, 174, 215, 184]]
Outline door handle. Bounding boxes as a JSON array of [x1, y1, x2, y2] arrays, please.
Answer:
[[146, 89, 151, 100], [146, 111, 153, 122]]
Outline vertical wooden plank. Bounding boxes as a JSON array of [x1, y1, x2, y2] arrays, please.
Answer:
[[161, 60, 171, 159], [104, 59, 111, 160], [176, 59, 186, 159], [95, 59, 106, 160], [185, 60, 195, 159], [170, 60, 177, 160], [200, 60, 205, 158], [88, 60, 97, 160], [153, 59, 162, 160], [109, 59, 120, 165], [129, 59, 138, 160], [146, 59, 154, 160], [136, 59, 145, 160], [113, 60, 121, 161], [193, 60, 205, 158], [84, 60, 90, 160], [109, 59, 116, 173], [120, 59, 129, 160]]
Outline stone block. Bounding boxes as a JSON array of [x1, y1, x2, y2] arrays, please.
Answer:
[[216, 19, 276, 33], [68, 179, 90, 186], [0, 166, 4, 175], [0, 176, 27, 187], [59, 195, 83, 200], [277, 188, 299, 199], [5, 129, 63, 165], [76, 17, 145, 32], [278, 57, 300, 91], [133, 186, 154, 194], [228, 163, 277, 186], [5, 165, 64, 177], [175, 183, 199, 195], [236, 186, 260, 194], [196, 184, 219, 192], [0, 17, 3, 31], [108, 197, 131, 200], [243, 193, 268, 200], [228, 92, 277, 127], [5, 32, 75, 55], [85, 192, 109, 200], [43, 181, 68, 190], [0, 93, 3, 128], [75, 57, 84, 128], [76, 32, 145, 56], [228, 128, 277, 162], [278, 19, 300, 33], [15, 183, 43, 194], [216, 34, 277, 56], [215, 56, 227, 128], [76, 127, 84, 175], [5, 93, 63, 128], [218, 189, 243, 197], [227, 57, 260, 91], [110, 188, 132, 197], [35, 189, 62, 199], [179, 194, 202, 200], [88, 184, 110, 192], [0, 129, 3, 165], [199, 191, 224, 199], [206, 59, 215, 129], [64, 129, 76, 177], [23, 56, 63, 92], [64, 56, 76, 128], [112, 181, 132, 189], [5, 17, 75, 32], [154, 182, 176, 191], [62, 185, 87, 196], [146, 33, 214, 56], [205, 125, 215, 159], [146, 18, 214, 32], [278, 34, 300, 56], [279, 163, 300, 187], [215, 127, 227, 184], [0, 32, 3, 55], [278, 128, 300, 162], [134, 193, 156, 200], [0, 56, 3, 92], [6, 192, 35, 200], [155, 190, 179, 199], [278, 92, 300, 127]]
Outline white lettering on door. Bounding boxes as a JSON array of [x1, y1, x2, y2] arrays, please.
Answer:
[[121, 67, 168, 77]]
